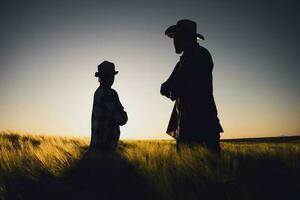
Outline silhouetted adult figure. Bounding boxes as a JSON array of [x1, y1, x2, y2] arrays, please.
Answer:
[[90, 61, 128, 151], [160, 19, 223, 153]]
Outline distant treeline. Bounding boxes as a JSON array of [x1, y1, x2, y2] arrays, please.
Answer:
[[222, 135, 300, 143]]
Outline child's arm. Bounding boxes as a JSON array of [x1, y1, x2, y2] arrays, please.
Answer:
[[106, 90, 128, 126]]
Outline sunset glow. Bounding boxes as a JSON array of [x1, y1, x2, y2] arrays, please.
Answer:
[[0, 1, 299, 139]]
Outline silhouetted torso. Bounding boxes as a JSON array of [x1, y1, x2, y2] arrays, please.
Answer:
[[91, 86, 127, 150], [162, 44, 223, 149]]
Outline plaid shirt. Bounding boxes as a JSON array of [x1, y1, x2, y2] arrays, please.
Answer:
[[91, 86, 127, 149]]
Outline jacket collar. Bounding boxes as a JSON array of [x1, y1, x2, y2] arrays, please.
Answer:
[[182, 43, 199, 59]]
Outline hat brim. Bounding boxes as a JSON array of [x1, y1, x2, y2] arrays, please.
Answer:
[[95, 71, 118, 77], [164, 25, 205, 40]]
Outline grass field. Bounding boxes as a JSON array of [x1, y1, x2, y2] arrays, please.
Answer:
[[0, 131, 300, 200]]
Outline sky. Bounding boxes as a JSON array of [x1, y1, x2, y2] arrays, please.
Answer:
[[0, 0, 299, 139]]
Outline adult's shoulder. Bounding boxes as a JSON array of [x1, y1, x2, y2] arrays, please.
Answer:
[[196, 45, 212, 58], [195, 44, 214, 71]]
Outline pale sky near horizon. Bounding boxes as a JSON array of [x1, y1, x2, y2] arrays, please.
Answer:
[[0, 0, 299, 139]]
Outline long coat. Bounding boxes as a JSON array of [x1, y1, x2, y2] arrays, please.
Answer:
[[161, 44, 223, 141]]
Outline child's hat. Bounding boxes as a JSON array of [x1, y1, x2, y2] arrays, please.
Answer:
[[95, 61, 118, 77]]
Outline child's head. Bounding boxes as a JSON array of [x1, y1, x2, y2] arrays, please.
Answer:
[[95, 61, 118, 87], [99, 75, 115, 87]]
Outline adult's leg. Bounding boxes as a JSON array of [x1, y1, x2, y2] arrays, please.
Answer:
[[176, 134, 191, 151], [204, 132, 221, 154]]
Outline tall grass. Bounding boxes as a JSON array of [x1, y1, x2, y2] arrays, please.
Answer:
[[0, 131, 299, 200], [0, 131, 89, 199], [120, 141, 300, 199]]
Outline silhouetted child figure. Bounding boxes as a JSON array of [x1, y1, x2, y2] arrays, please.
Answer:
[[90, 61, 127, 151]]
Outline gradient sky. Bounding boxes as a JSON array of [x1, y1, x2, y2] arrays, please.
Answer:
[[0, 0, 299, 139]]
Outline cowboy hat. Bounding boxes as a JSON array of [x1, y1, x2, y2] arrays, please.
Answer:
[[165, 19, 205, 40]]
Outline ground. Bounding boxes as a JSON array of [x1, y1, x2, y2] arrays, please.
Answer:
[[0, 131, 300, 200]]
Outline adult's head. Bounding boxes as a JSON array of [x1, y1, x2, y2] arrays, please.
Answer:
[[95, 61, 118, 87], [165, 19, 204, 54]]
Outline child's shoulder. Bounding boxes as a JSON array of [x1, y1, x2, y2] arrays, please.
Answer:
[[95, 87, 109, 97], [110, 88, 118, 95], [95, 87, 118, 98]]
